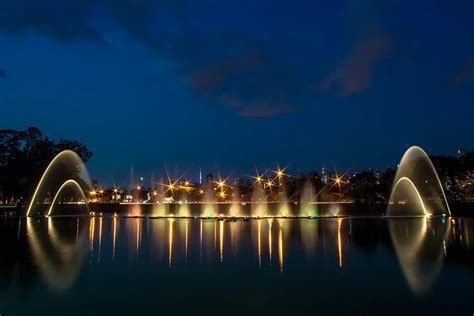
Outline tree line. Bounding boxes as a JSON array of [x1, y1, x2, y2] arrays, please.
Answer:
[[0, 127, 93, 204]]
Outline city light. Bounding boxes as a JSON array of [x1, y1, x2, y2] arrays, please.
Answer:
[[252, 170, 265, 185], [273, 165, 288, 179], [266, 179, 274, 189]]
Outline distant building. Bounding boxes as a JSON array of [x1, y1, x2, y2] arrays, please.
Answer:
[[321, 167, 328, 184]]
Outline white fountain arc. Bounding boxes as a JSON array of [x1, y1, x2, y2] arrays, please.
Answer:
[[47, 179, 87, 216], [390, 177, 428, 216], [400, 146, 451, 216], [26, 150, 91, 216]]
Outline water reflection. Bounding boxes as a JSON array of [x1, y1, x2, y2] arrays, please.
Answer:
[[168, 218, 174, 267], [26, 217, 87, 292], [2, 215, 474, 306], [389, 217, 450, 295], [337, 218, 343, 268]]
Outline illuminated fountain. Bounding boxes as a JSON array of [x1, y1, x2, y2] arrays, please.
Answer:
[[229, 185, 242, 217], [387, 146, 451, 217], [277, 183, 290, 217], [300, 179, 318, 217], [27, 150, 91, 216], [202, 184, 216, 217], [152, 180, 168, 216], [389, 217, 450, 294], [251, 184, 267, 217], [47, 179, 89, 216], [177, 190, 190, 217]]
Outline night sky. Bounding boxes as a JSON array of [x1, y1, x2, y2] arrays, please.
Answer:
[[0, 0, 473, 186]]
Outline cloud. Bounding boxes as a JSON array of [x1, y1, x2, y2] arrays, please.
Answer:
[[0, 0, 304, 117], [0, 69, 6, 78], [318, 36, 391, 97], [0, 1, 395, 117], [0, 0, 104, 43], [186, 55, 299, 117]]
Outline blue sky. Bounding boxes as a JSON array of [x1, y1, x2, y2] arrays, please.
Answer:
[[0, 0, 473, 186]]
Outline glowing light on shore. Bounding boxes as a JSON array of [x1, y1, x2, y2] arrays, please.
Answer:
[[252, 170, 265, 186], [265, 178, 275, 189], [331, 173, 346, 192], [273, 165, 289, 181]]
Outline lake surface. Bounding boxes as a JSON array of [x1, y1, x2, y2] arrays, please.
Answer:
[[1, 215, 473, 315]]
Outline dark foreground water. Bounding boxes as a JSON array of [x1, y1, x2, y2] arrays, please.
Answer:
[[1, 215, 473, 315]]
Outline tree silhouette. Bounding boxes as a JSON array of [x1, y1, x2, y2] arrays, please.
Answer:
[[0, 127, 93, 203]]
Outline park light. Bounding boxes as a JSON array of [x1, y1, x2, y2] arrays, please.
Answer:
[[253, 171, 264, 185], [266, 179, 274, 188]]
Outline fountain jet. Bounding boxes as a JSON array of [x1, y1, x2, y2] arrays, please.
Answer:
[[47, 179, 88, 216], [27, 150, 91, 216], [387, 146, 450, 217], [300, 179, 318, 217], [251, 184, 267, 217], [202, 184, 216, 217]]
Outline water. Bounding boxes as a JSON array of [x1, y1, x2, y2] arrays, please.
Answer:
[[1, 215, 473, 315]]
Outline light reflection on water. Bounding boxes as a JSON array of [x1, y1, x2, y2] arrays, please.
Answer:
[[1, 215, 474, 315]]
